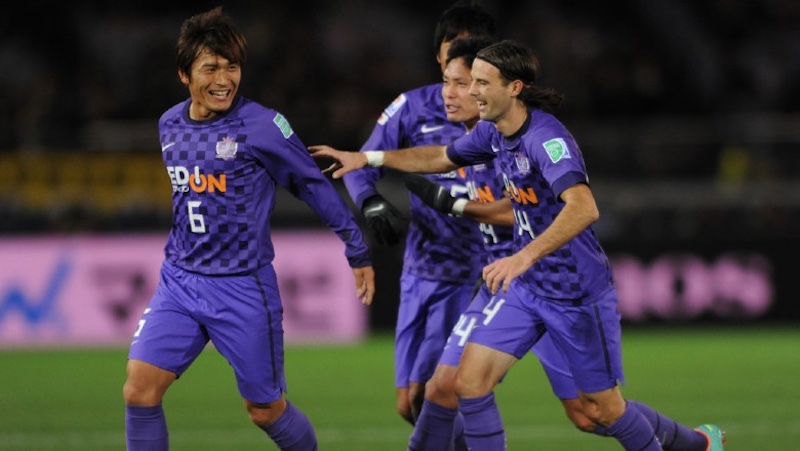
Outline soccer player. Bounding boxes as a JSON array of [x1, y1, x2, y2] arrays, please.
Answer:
[[340, 1, 496, 426], [122, 7, 375, 451], [403, 37, 726, 451], [310, 39, 726, 450]]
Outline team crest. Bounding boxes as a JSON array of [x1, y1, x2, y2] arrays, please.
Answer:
[[216, 136, 238, 160], [543, 138, 571, 163], [515, 152, 531, 174]]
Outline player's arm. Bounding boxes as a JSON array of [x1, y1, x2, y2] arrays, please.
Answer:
[[309, 145, 456, 179], [402, 173, 514, 225], [483, 183, 599, 294]]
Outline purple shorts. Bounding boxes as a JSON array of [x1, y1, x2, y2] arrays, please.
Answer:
[[467, 281, 624, 394], [440, 283, 580, 399], [394, 272, 474, 387], [128, 261, 287, 403]]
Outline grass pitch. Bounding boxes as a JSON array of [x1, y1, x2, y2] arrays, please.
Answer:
[[0, 326, 798, 450]]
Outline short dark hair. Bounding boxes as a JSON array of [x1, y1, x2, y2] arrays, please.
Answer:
[[433, 1, 497, 54], [477, 39, 564, 111], [176, 6, 248, 78], [446, 36, 497, 70]]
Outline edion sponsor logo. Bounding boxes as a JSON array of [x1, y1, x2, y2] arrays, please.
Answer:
[[611, 252, 773, 321], [166, 166, 226, 193]]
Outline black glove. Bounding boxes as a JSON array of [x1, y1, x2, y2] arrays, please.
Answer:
[[361, 194, 405, 246], [403, 173, 458, 215]]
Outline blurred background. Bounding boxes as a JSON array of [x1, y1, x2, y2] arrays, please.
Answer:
[[2, 0, 800, 345]]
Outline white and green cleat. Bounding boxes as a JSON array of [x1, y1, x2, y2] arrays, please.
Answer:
[[695, 424, 726, 451]]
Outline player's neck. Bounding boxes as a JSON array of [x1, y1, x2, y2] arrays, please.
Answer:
[[496, 104, 528, 137]]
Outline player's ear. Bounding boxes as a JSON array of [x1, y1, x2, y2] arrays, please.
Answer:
[[178, 70, 190, 86]]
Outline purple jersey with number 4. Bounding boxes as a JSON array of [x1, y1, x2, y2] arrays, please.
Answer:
[[445, 109, 624, 393], [447, 110, 614, 302]]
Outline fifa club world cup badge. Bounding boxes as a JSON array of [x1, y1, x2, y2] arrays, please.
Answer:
[[216, 137, 238, 160], [515, 151, 531, 175]]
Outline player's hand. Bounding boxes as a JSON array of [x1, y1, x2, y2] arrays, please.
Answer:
[[402, 173, 459, 216], [352, 265, 376, 305], [362, 195, 405, 247], [308, 145, 366, 179], [482, 252, 533, 294]]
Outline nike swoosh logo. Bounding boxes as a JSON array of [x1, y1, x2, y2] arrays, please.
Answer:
[[491, 145, 500, 153], [421, 124, 445, 133], [161, 142, 176, 152]]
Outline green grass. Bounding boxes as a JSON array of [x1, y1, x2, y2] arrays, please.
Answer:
[[1, 326, 798, 450]]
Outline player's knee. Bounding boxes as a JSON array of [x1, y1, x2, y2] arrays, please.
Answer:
[[245, 398, 286, 428], [452, 372, 487, 399], [123, 379, 162, 406], [425, 373, 456, 404], [568, 412, 598, 433], [562, 400, 597, 433]]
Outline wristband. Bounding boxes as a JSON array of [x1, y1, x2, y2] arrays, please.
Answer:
[[451, 198, 468, 217], [364, 151, 385, 167]]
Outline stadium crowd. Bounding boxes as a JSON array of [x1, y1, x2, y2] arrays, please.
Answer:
[[1, 0, 799, 238]]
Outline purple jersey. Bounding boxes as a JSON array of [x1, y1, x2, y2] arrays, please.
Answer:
[[159, 97, 371, 275], [343, 84, 483, 283], [463, 161, 514, 264], [447, 109, 614, 302]]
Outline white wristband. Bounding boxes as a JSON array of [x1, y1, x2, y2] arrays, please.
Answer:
[[364, 151, 385, 167], [451, 198, 468, 217]]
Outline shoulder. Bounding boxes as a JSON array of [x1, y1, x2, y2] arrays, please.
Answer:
[[233, 98, 297, 137], [528, 110, 570, 137], [159, 99, 188, 127], [525, 110, 580, 162]]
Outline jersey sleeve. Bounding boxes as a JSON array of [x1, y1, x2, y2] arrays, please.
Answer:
[[528, 115, 589, 198], [446, 121, 497, 167], [255, 112, 372, 268], [341, 93, 409, 209]]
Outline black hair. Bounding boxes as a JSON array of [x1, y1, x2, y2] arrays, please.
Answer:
[[476, 39, 563, 111], [433, 1, 497, 54], [446, 36, 497, 70], [176, 6, 248, 78]]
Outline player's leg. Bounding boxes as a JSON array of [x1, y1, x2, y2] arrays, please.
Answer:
[[123, 360, 177, 451], [404, 277, 474, 423], [535, 322, 723, 449], [408, 363, 461, 451], [453, 282, 545, 450], [207, 264, 317, 450], [542, 292, 661, 451], [624, 401, 725, 450], [395, 272, 429, 425], [409, 282, 490, 451], [124, 263, 208, 451], [454, 342, 517, 450]]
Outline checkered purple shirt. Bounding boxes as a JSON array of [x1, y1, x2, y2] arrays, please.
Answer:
[[159, 97, 370, 275], [343, 83, 483, 283], [447, 110, 614, 302]]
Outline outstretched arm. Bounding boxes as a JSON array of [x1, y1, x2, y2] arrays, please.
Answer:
[[402, 173, 514, 225], [309, 145, 455, 179]]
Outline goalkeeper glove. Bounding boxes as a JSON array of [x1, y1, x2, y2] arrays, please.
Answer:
[[361, 194, 405, 246], [403, 173, 467, 216]]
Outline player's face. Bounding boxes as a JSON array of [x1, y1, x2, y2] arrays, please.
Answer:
[[469, 59, 514, 123], [179, 48, 241, 121], [442, 57, 479, 128]]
